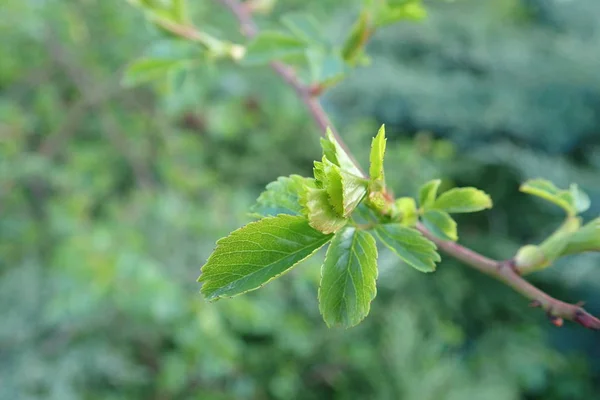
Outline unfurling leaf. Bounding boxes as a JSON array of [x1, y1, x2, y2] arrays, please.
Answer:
[[394, 197, 417, 226], [418, 179, 441, 209], [301, 187, 348, 234], [318, 158, 367, 217], [432, 187, 492, 214], [421, 209, 457, 241], [319, 227, 378, 328], [375, 224, 440, 272], [369, 125, 386, 183], [520, 179, 590, 216], [561, 218, 600, 256], [250, 175, 315, 217], [199, 215, 332, 300], [322, 128, 363, 177], [242, 31, 307, 65]]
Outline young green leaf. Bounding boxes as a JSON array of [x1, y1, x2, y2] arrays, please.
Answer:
[[520, 179, 581, 216], [306, 49, 347, 88], [199, 215, 332, 300], [418, 179, 441, 209], [570, 184, 591, 214], [122, 57, 191, 87], [319, 226, 378, 328], [376, 1, 427, 27], [250, 175, 315, 218], [242, 31, 308, 65], [323, 128, 363, 177], [369, 125, 386, 183], [394, 197, 417, 226], [421, 209, 457, 241], [301, 187, 348, 234], [322, 159, 345, 215], [342, 10, 372, 64], [281, 12, 325, 43], [320, 138, 339, 166], [339, 170, 368, 217], [171, 0, 188, 23], [375, 224, 440, 272], [317, 158, 367, 217], [432, 187, 492, 214], [561, 218, 600, 256], [313, 159, 327, 188]]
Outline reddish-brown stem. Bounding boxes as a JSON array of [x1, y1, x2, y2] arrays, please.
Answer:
[[214, 0, 599, 330], [416, 223, 599, 329], [215, 0, 365, 175]]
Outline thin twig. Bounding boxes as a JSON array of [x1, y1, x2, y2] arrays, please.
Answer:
[[215, 0, 599, 330], [215, 0, 364, 174], [416, 223, 600, 329]]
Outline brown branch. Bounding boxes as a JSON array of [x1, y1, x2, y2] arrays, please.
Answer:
[[416, 222, 600, 330], [215, 0, 364, 174], [215, 0, 599, 330]]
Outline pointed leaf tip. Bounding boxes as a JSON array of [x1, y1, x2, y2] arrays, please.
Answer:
[[369, 125, 387, 182]]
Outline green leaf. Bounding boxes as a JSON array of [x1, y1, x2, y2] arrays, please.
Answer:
[[570, 184, 591, 214], [242, 31, 308, 65], [250, 175, 315, 218], [394, 197, 417, 226], [319, 227, 378, 328], [121, 57, 191, 87], [171, 0, 188, 23], [418, 179, 441, 209], [306, 49, 347, 87], [281, 12, 324, 43], [323, 128, 363, 177], [432, 187, 492, 214], [199, 215, 332, 300], [375, 224, 440, 272], [520, 179, 581, 216], [369, 125, 386, 182], [342, 10, 372, 64], [421, 210, 457, 241], [376, 1, 427, 27], [322, 159, 345, 215], [301, 187, 348, 234], [313, 159, 327, 188], [339, 170, 368, 217], [320, 137, 339, 166], [320, 158, 368, 218], [562, 218, 600, 256]]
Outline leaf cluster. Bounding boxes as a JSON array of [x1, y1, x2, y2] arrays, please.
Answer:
[[200, 126, 495, 327]]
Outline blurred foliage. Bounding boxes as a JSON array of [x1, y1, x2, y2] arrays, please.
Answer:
[[1, 0, 599, 399]]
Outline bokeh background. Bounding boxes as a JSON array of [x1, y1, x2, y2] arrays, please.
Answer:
[[1, 0, 600, 399]]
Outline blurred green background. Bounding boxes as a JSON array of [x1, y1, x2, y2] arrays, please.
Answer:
[[1, 0, 599, 399]]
